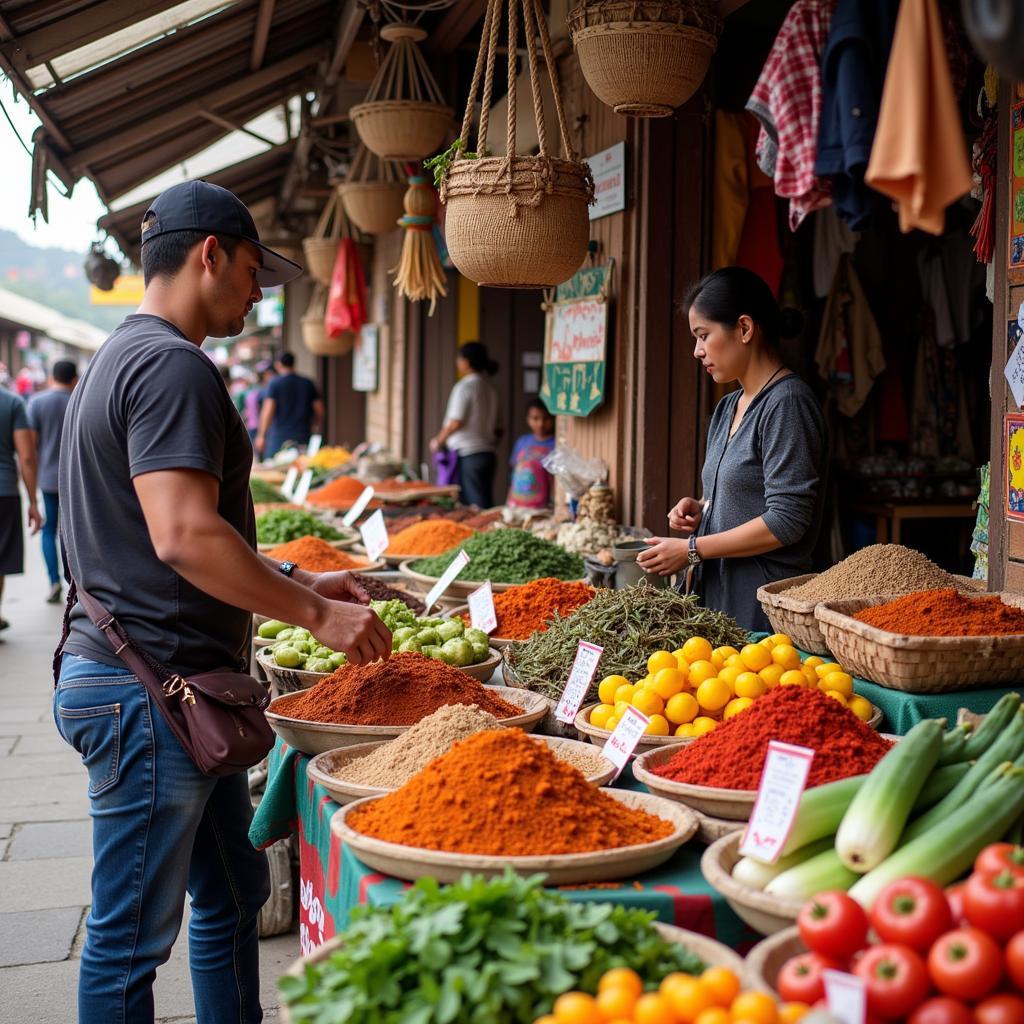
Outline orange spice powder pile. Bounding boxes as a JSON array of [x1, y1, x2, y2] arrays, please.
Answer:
[[387, 518, 475, 556], [267, 536, 367, 572]]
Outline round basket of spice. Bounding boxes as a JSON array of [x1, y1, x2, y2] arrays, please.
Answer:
[[574, 703, 684, 759], [374, 518, 477, 566], [333, 728, 698, 884], [260, 535, 380, 571]]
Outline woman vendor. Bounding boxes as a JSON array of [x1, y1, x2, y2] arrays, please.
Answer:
[[637, 267, 826, 631]]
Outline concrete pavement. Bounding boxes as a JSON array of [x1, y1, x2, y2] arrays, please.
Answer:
[[0, 534, 297, 1022]]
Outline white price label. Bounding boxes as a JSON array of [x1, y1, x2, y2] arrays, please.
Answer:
[[824, 970, 867, 1024], [555, 641, 604, 724], [341, 486, 375, 527], [306, 434, 323, 456], [424, 550, 471, 612], [292, 469, 315, 505], [281, 467, 299, 498], [602, 705, 650, 777], [739, 741, 815, 863], [359, 509, 389, 561], [467, 581, 498, 634]]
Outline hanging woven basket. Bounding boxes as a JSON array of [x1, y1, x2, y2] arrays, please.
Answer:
[[440, 0, 595, 288], [302, 286, 354, 356], [338, 146, 407, 235], [350, 24, 453, 161], [567, 0, 720, 117], [302, 192, 355, 286]]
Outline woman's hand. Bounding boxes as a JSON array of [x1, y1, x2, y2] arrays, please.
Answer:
[[428, 436, 441, 454], [636, 537, 689, 576], [668, 497, 703, 534]]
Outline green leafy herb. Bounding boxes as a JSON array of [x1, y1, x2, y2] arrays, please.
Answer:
[[424, 139, 485, 189], [410, 530, 584, 585], [279, 872, 704, 1023], [255, 508, 343, 545], [250, 477, 285, 504]]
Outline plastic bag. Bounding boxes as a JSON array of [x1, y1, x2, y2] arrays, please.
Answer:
[[325, 238, 368, 337], [541, 443, 607, 500]]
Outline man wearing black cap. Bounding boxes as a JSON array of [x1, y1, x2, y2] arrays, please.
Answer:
[[55, 181, 391, 1023]]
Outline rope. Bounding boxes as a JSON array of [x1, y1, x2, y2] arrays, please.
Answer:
[[532, 0, 575, 160], [520, 0, 548, 158], [505, 0, 518, 159], [458, 0, 493, 149], [476, 0, 502, 153]]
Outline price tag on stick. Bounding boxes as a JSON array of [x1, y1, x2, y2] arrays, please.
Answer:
[[555, 641, 604, 724], [342, 486, 375, 527], [824, 970, 867, 1024], [423, 550, 471, 613], [467, 581, 498, 634], [359, 509, 390, 562], [292, 469, 315, 505], [602, 706, 650, 777], [281, 467, 298, 499], [306, 434, 323, 456], [739, 740, 815, 864]]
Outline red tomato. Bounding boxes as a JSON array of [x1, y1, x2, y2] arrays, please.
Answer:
[[927, 928, 1004, 1002], [871, 877, 954, 951], [975, 843, 1024, 879], [1007, 932, 1024, 991], [963, 871, 1024, 940], [798, 891, 871, 960], [946, 883, 968, 927], [974, 993, 1024, 1024], [777, 952, 840, 1005], [853, 943, 931, 1020], [907, 996, 974, 1024]]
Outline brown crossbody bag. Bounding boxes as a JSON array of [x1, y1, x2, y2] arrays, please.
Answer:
[[54, 581, 274, 776]]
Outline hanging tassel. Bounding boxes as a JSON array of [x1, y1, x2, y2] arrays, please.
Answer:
[[391, 174, 448, 314], [969, 115, 997, 264]]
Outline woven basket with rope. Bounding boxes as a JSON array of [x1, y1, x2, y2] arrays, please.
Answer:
[[338, 145, 407, 235], [301, 285, 354, 357], [567, 0, 720, 117], [440, 0, 595, 288], [350, 23, 453, 161], [302, 191, 355, 286]]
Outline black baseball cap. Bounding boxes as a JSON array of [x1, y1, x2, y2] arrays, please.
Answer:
[[140, 180, 303, 287]]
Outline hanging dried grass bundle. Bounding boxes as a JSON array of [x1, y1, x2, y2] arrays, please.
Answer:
[[390, 175, 447, 314]]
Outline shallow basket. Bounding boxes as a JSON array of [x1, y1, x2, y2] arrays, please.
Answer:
[[398, 559, 520, 599], [744, 927, 806, 994], [441, 155, 593, 288], [256, 646, 334, 696], [573, 703, 682, 759], [632, 744, 757, 820], [815, 594, 1024, 693], [350, 99, 453, 161], [700, 832, 803, 936], [567, 0, 718, 117], [301, 237, 338, 286], [756, 574, 831, 657], [338, 180, 406, 235]]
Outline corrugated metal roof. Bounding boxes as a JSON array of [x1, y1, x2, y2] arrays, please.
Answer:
[[0, 285, 109, 351]]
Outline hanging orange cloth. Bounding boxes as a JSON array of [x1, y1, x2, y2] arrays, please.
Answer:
[[864, 0, 972, 235]]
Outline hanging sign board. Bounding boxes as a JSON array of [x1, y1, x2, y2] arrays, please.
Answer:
[[541, 262, 612, 418], [587, 142, 626, 221], [1011, 102, 1024, 275], [353, 324, 379, 393], [1004, 413, 1024, 523]]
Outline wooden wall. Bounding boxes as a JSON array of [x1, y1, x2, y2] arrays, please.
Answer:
[[365, 231, 408, 453]]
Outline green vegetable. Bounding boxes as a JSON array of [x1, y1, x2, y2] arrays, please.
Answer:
[[732, 837, 835, 891], [416, 628, 440, 646], [436, 620, 464, 642], [937, 723, 972, 765], [441, 637, 475, 667], [257, 619, 289, 639], [961, 693, 1020, 759], [256, 508, 343, 545], [370, 601, 486, 665], [250, 477, 285, 503], [399, 637, 423, 654], [835, 718, 943, 873], [279, 871, 704, 1023], [764, 848, 861, 901], [306, 658, 334, 673], [392, 627, 418, 647], [274, 647, 303, 669], [915, 761, 973, 809], [329, 652, 347, 669]]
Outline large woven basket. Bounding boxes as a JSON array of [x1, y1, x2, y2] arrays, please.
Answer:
[[567, 0, 719, 116], [443, 155, 593, 288], [300, 287, 354, 357], [756, 574, 831, 656], [301, 237, 338, 287], [351, 100, 453, 161], [815, 593, 1024, 692], [339, 181, 406, 235]]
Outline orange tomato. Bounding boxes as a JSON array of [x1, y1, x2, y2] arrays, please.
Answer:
[[730, 991, 778, 1024], [700, 967, 741, 1007], [634, 992, 680, 1024], [661, 972, 711, 1021], [599, 968, 644, 998], [694, 1009, 732, 1024], [552, 992, 602, 1024], [595, 985, 638, 1020], [778, 1002, 810, 1024]]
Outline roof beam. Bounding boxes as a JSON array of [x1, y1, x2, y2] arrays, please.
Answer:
[[427, 0, 487, 55], [199, 108, 276, 146], [251, 0, 276, 71]]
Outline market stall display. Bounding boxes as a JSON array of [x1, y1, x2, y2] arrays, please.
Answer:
[[384, 518, 476, 559], [266, 537, 377, 572], [250, 477, 285, 504], [455, 577, 597, 644], [255, 508, 356, 550], [346, 572, 425, 614], [371, 598, 497, 670]]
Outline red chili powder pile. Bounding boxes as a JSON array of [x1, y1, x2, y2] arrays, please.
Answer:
[[462, 578, 595, 640], [854, 587, 1024, 636], [653, 687, 890, 790], [267, 536, 367, 572]]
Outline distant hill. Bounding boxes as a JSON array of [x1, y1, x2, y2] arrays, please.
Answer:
[[0, 229, 124, 332]]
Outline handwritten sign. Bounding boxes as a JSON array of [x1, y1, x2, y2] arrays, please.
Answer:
[[307, 434, 323, 456], [555, 641, 604, 724], [467, 581, 497, 635], [602, 706, 650, 777], [341, 486, 375, 527], [292, 469, 315, 505], [739, 741, 815, 863], [281, 467, 298, 499], [359, 509, 389, 562], [424, 550, 471, 613], [824, 970, 867, 1024]]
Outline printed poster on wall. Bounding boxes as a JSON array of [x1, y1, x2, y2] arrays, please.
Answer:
[[1010, 101, 1024, 272], [1004, 413, 1024, 522], [352, 324, 379, 392], [541, 262, 613, 417]]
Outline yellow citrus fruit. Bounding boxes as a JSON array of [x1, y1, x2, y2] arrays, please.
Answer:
[[779, 669, 809, 687], [759, 664, 785, 688], [634, 992, 678, 1024], [725, 653, 744, 669], [596, 985, 638, 1019], [599, 969, 644, 998], [614, 699, 631, 718], [760, 636, 776, 648], [590, 704, 614, 729], [701, 967, 741, 1008], [552, 992, 601, 1024], [740, 643, 772, 673], [815, 661, 843, 679], [695, 1009, 732, 1024], [645, 713, 671, 736], [766, 633, 793, 648], [734, 672, 767, 699], [675, 723, 696, 738], [687, 660, 718, 687], [604, 715, 619, 731], [672, 648, 689, 665], [661, 973, 712, 1021], [717, 664, 742, 689], [613, 682, 636, 705], [724, 696, 755, 719], [692, 716, 717, 736], [696, 676, 730, 712], [648, 650, 679, 675], [598, 675, 629, 705], [771, 644, 801, 671], [821, 671, 854, 697], [665, 691, 699, 725], [848, 694, 873, 721], [801, 665, 820, 685], [824, 689, 848, 705], [731, 992, 778, 1024], [779, 1003, 811, 1024], [804, 656, 824, 670], [652, 667, 686, 699], [713, 645, 740, 666], [632, 689, 665, 717], [682, 636, 713, 665], [534, 1016, 559, 1024]]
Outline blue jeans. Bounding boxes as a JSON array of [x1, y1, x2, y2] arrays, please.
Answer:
[[41, 491, 60, 584], [55, 654, 270, 1023]]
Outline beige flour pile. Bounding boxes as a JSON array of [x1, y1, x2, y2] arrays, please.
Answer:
[[789, 544, 963, 603]]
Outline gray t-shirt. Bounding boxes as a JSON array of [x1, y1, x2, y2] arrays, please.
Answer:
[[444, 373, 499, 456], [60, 315, 256, 675], [0, 389, 29, 497], [27, 388, 71, 493]]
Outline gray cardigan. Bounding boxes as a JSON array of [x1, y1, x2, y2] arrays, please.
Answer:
[[695, 375, 826, 632]]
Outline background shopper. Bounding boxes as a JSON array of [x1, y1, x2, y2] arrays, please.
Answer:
[[254, 351, 323, 459], [507, 399, 556, 509]]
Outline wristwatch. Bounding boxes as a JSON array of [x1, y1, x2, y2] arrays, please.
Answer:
[[687, 535, 703, 567], [278, 561, 297, 577]]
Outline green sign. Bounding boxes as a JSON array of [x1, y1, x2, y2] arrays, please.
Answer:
[[541, 263, 612, 417]]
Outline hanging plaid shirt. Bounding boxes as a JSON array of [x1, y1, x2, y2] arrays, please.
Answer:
[[747, 0, 835, 232]]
